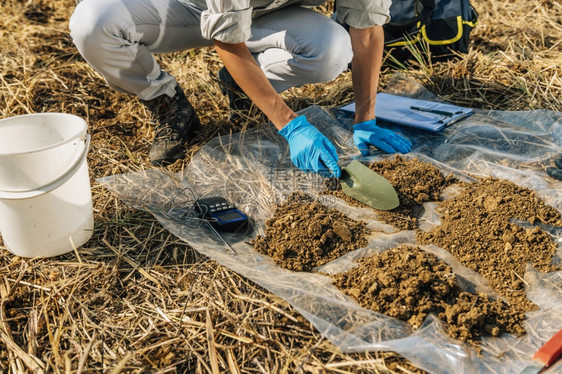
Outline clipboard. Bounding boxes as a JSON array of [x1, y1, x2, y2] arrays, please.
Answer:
[[340, 93, 475, 132]]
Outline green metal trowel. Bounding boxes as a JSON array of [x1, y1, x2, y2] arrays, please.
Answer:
[[339, 160, 399, 211]]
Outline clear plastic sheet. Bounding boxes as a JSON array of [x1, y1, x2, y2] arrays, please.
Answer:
[[98, 75, 562, 373]]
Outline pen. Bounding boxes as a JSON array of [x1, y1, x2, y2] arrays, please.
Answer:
[[410, 106, 456, 117]]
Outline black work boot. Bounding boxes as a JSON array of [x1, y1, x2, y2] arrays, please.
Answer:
[[217, 66, 255, 123], [142, 85, 200, 166]]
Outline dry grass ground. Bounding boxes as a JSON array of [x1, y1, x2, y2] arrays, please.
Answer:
[[0, 0, 561, 372]]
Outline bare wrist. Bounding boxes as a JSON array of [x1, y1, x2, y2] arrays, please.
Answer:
[[354, 110, 376, 124]]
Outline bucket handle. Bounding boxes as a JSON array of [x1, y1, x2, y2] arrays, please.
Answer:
[[0, 135, 90, 199]]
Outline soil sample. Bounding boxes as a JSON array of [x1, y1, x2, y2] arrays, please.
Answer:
[[417, 177, 562, 312], [324, 156, 456, 230], [251, 192, 369, 272], [331, 245, 526, 345]]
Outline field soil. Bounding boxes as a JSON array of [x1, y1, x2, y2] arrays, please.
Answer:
[[325, 156, 457, 230], [255, 156, 561, 346], [252, 193, 369, 272], [332, 245, 526, 345], [417, 176, 562, 311]]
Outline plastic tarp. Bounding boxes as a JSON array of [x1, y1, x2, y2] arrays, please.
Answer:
[[98, 75, 562, 373]]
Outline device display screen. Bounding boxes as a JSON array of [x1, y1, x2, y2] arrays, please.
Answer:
[[215, 210, 244, 222]]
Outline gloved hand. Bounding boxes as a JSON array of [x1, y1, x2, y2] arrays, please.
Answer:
[[279, 116, 341, 178], [353, 119, 412, 155]]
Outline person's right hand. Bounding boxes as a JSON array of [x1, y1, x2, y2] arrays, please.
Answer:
[[279, 116, 341, 178], [353, 119, 412, 155]]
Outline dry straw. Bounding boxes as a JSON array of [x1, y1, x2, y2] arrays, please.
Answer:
[[1, 0, 560, 372]]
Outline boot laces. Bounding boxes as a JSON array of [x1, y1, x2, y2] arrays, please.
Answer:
[[147, 94, 184, 142]]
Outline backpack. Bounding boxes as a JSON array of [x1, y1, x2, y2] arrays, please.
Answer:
[[383, 0, 479, 60]]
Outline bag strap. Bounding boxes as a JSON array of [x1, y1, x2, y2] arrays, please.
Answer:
[[418, 0, 435, 26], [385, 0, 436, 30]]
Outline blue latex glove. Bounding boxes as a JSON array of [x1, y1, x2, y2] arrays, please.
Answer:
[[353, 119, 412, 155], [279, 116, 341, 178]]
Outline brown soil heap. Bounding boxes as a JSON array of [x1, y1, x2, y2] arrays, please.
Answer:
[[417, 177, 562, 312], [331, 245, 526, 344], [251, 193, 369, 271], [325, 156, 456, 230], [254, 157, 561, 346]]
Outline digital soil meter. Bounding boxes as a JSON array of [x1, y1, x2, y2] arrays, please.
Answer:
[[193, 197, 249, 232]]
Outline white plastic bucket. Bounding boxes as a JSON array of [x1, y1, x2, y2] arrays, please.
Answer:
[[0, 113, 94, 258]]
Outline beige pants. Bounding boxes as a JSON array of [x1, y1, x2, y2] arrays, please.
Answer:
[[69, 0, 353, 100]]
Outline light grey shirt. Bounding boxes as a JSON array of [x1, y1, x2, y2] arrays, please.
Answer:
[[184, 0, 391, 43]]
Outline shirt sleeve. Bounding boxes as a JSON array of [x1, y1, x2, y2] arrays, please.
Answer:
[[336, 0, 392, 29], [201, 0, 253, 43]]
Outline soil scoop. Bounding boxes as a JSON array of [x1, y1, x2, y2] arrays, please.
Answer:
[[339, 160, 399, 211]]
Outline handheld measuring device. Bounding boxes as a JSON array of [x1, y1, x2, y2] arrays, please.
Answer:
[[193, 196, 248, 232]]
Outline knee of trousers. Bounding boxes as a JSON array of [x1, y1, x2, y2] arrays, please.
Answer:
[[69, 1, 126, 54], [299, 26, 353, 84]]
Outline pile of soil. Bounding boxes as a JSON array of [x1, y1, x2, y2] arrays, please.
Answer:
[[417, 176, 562, 311], [331, 245, 526, 344], [251, 193, 369, 271], [325, 156, 455, 230], [254, 156, 561, 346]]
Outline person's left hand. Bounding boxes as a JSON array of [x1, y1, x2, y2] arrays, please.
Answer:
[[353, 119, 412, 155]]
